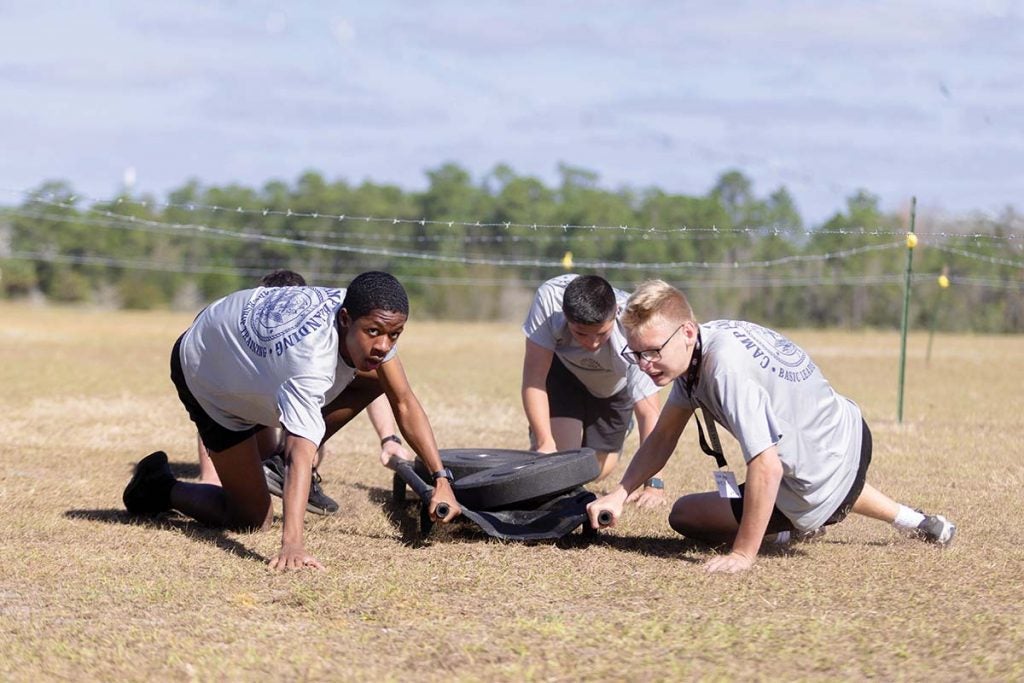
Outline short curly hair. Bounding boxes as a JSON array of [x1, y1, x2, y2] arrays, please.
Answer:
[[342, 271, 410, 320], [562, 275, 617, 325]]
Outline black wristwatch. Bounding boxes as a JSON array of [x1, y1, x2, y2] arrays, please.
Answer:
[[433, 467, 455, 483], [646, 477, 665, 489], [381, 435, 403, 446]]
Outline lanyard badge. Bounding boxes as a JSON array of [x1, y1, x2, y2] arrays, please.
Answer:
[[684, 332, 740, 499]]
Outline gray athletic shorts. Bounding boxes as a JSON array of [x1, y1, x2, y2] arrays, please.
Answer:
[[170, 334, 264, 453], [730, 419, 873, 533], [539, 355, 633, 453]]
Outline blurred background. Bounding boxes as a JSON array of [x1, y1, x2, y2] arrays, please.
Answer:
[[0, 2, 1020, 329]]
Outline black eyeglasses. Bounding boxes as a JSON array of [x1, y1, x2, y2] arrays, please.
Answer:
[[621, 324, 684, 365]]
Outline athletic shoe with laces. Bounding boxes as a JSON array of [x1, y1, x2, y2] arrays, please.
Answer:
[[915, 513, 956, 547], [263, 454, 286, 497], [307, 469, 339, 515], [262, 454, 339, 515], [123, 450, 177, 515], [768, 527, 827, 545], [793, 527, 828, 543]]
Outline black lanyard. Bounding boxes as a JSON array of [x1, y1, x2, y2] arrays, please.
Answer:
[[682, 331, 728, 469]]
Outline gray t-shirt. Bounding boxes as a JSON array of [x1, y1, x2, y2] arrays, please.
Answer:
[[523, 274, 658, 402], [667, 320, 863, 531], [178, 286, 397, 446]]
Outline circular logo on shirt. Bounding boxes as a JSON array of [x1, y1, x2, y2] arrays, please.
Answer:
[[712, 320, 817, 382], [740, 322, 805, 369], [239, 288, 342, 357], [253, 289, 318, 342]]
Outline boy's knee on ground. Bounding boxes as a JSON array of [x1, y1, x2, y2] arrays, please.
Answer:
[[593, 451, 619, 481], [668, 498, 698, 535], [668, 495, 727, 537], [226, 498, 274, 532], [668, 496, 704, 533]]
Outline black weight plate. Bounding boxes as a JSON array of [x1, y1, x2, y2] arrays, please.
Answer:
[[452, 448, 599, 511], [414, 447, 538, 480]]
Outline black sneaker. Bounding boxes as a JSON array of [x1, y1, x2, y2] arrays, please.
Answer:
[[262, 454, 338, 515], [123, 451, 176, 515], [307, 469, 339, 516], [263, 454, 286, 497]]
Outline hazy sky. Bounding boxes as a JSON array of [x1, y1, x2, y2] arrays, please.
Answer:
[[1, 1, 1021, 224]]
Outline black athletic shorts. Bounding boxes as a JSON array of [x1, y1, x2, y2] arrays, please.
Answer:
[[170, 334, 264, 453], [542, 355, 634, 453], [729, 419, 873, 533]]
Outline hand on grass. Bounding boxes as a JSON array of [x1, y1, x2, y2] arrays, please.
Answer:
[[626, 486, 666, 509], [269, 544, 325, 572], [705, 551, 755, 574]]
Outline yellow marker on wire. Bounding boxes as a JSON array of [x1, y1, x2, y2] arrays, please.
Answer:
[[906, 232, 918, 249], [561, 251, 574, 270]]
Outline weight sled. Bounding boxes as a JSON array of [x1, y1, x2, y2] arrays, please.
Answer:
[[389, 447, 601, 541]]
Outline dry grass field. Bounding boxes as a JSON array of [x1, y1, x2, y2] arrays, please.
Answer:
[[1, 301, 1022, 681]]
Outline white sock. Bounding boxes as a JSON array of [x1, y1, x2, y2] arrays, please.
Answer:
[[893, 505, 926, 530], [768, 530, 791, 545]]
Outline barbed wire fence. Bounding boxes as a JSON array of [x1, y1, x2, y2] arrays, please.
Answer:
[[1, 187, 1022, 330]]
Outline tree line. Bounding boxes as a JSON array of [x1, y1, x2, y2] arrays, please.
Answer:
[[1, 163, 1021, 332]]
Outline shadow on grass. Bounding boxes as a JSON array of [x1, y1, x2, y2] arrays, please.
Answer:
[[345, 482, 442, 548], [64, 508, 268, 564], [578, 534, 815, 562], [579, 533, 705, 561]]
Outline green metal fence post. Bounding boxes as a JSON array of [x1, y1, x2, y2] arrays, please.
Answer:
[[897, 197, 917, 423]]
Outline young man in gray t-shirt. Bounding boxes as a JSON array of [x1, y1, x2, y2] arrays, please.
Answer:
[[122, 271, 460, 572], [587, 280, 956, 573], [522, 274, 664, 505], [194, 268, 412, 517]]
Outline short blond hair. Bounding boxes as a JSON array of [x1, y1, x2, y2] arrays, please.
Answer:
[[621, 280, 696, 333]]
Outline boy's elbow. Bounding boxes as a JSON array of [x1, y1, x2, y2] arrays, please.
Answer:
[[763, 455, 785, 483], [751, 448, 784, 481]]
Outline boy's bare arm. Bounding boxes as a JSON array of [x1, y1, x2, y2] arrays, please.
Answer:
[[270, 434, 324, 571]]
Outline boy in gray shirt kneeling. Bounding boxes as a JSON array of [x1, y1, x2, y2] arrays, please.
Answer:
[[588, 280, 956, 573]]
